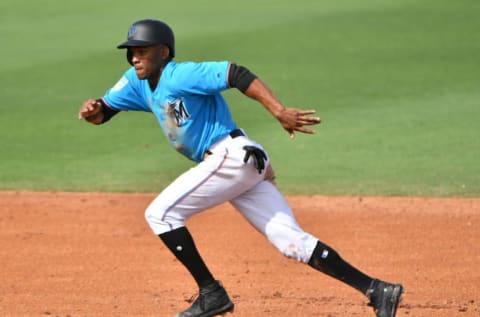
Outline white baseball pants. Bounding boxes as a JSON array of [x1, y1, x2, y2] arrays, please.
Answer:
[[145, 133, 318, 263]]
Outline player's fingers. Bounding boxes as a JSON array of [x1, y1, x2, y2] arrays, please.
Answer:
[[78, 106, 96, 119], [79, 99, 97, 119], [79, 110, 91, 120], [294, 126, 316, 134], [297, 118, 321, 126], [298, 114, 321, 122], [78, 108, 88, 118], [297, 109, 317, 116], [81, 106, 93, 114], [88, 103, 97, 111], [84, 100, 99, 110]]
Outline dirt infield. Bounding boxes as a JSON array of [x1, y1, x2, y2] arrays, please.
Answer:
[[0, 192, 478, 317]]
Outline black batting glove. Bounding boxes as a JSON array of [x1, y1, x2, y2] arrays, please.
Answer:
[[243, 146, 267, 174]]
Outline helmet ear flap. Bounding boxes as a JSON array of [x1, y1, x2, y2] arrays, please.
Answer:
[[127, 49, 133, 66]]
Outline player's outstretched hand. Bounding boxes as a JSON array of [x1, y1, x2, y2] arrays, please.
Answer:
[[276, 108, 321, 139], [78, 99, 103, 124]]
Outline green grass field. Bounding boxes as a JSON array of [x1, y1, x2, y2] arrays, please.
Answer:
[[1, 0, 479, 196]]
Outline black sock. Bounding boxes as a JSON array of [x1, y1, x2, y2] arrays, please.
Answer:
[[159, 227, 215, 288], [308, 240, 373, 294]]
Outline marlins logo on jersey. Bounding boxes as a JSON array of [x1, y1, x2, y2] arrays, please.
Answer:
[[167, 99, 190, 127]]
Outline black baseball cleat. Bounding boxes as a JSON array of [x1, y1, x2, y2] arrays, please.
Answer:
[[366, 279, 404, 317], [175, 280, 234, 317]]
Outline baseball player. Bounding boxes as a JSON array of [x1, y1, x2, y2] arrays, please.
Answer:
[[78, 19, 403, 317]]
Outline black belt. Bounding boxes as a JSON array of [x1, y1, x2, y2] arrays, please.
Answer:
[[229, 129, 244, 138], [204, 129, 244, 158]]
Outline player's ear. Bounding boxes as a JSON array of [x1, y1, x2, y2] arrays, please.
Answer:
[[158, 45, 170, 60]]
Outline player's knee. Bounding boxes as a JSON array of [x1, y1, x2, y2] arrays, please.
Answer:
[[144, 203, 185, 235], [279, 242, 312, 263], [267, 230, 318, 263], [145, 204, 170, 235]]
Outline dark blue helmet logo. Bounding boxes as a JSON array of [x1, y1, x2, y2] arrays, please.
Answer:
[[127, 25, 137, 39]]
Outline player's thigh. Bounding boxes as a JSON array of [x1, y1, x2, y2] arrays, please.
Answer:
[[145, 150, 262, 229]]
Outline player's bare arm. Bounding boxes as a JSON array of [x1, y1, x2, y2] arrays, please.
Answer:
[[78, 98, 119, 125], [243, 78, 321, 138]]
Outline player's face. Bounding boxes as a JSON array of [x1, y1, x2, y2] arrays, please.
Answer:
[[129, 46, 167, 80]]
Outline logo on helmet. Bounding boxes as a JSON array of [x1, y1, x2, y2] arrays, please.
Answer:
[[127, 25, 137, 39]]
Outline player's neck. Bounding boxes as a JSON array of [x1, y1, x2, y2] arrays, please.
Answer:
[[148, 68, 163, 91]]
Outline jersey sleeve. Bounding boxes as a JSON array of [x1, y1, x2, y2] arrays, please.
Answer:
[[170, 61, 231, 96], [102, 68, 151, 112]]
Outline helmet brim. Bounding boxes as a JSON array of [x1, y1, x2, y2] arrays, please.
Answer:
[[117, 39, 155, 49]]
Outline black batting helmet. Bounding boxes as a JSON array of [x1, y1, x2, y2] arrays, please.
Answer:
[[117, 19, 175, 65]]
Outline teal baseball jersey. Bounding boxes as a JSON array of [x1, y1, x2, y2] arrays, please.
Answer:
[[103, 60, 237, 162]]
